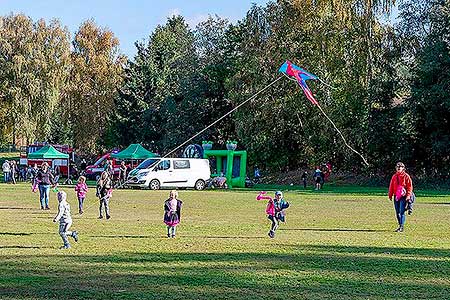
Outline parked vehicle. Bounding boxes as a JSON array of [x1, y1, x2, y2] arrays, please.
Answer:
[[127, 158, 210, 190], [84, 153, 120, 180]]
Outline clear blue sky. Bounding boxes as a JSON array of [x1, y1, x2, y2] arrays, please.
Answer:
[[0, 0, 271, 58]]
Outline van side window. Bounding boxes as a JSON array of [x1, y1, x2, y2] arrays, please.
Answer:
[[157, 160, 170, 170], [174, 160, 190, 169]]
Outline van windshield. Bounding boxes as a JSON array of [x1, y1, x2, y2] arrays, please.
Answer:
[[136, 158, 159, 169]]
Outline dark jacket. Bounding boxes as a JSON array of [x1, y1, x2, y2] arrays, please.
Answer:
[[96, 178, 112, 199], [37, 169, 55, 186], [163, 199, 183, 226]]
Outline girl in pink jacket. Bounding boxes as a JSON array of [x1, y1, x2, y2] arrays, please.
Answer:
[[74, 176, 88, 214], [257, 191, 290, 238]]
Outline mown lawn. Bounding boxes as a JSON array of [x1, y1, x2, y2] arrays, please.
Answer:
[[0, 183, 449, 299]]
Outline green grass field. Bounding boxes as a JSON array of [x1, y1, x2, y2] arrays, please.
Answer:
[[1, 183, 449, 299]]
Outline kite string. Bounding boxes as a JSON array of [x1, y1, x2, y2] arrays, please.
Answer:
[[162, 76, 284, 158], [316, 104, 369, 166], [283, 69, 367, 166], [112, 77, 283, 191], [317, 77, 337, 90]]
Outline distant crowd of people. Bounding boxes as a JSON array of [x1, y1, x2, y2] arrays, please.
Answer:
[[2, 160, 41, 184], [251, 163, 332, 190], [1, 160, 75, 184]]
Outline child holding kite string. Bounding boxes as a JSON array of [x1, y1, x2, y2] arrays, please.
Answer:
[[256, 191, 290, 238]]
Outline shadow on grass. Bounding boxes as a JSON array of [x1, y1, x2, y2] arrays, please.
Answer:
[[182, 235, 267, 239], [279, 228, 389, 233], [90, 235, 267, 240], [0, 245, 449, 300], [0, 232, 33, 236], [90, 235, 158, 239], [0, 245, 44, 249], [0, 207, 34, 210]]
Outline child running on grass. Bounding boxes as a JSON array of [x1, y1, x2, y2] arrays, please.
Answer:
[[96, 171, 112, 220], [74, 176, 88, 214], [256, 191, 290, 238], [164, 190, 183, 238], [53, 191, 78, 249]]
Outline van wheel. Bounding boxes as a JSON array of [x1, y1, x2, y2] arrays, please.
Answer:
[[194, 179, 206, 190], [149, 179, 161, 190]]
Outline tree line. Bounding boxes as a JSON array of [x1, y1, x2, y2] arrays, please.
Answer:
[[0, 0, 449, 177]]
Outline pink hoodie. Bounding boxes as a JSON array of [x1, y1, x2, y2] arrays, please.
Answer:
[[256, 191, 275, 216], [75, 182, 88, 198]]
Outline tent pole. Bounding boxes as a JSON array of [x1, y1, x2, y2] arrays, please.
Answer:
[[67, 158, 70, 183]]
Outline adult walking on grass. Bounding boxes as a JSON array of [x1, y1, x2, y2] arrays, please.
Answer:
[[388, 162, 413, 232], [36, 162, 56, 210]]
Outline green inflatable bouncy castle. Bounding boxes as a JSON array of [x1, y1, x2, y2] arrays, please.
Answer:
[[203, 149, 247, 188]]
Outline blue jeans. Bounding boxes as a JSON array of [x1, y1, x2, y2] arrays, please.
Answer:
[[3, 172, 9, 183], [39, 185, 50, 208], [394, 197, 407, 226]]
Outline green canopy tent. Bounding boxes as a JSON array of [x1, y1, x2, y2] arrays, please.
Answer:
[[28, 145, 70, 179], [111, 144, 158, 160]]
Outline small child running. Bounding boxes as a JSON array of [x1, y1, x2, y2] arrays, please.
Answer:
[[96, 171, 112, 219], [256, 191, 290, 238], [53, 191, 78, 249], [74, 176, 88, 214], [164, 190, 183, 238]]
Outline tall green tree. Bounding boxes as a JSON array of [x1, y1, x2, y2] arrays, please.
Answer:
[[405, 0, 450, 175], [116, 16, 201, 153]]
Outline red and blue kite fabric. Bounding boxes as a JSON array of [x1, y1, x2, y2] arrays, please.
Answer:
[[279, 60, 318, 106]]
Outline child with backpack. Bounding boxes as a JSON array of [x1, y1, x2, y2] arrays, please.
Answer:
[[256, 191, 290, 238]]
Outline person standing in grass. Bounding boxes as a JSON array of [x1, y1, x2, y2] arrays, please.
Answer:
[[36, 162, 56, 210], [53, 191, 78, 249], [388, 162, 413, 232], [164, 190, 183, 238], [313, 167, 323, 190], [74, 176, 88, 214], [119, 161, 127, 185], [2, 160, 10, 183], [301, 171, 308, 188], [96, 171, 112, 219], [10, 160, 17, 184], [256, 191, 290, 238]]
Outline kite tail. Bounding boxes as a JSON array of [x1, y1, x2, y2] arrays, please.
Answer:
[[316, 104, 369, 167]]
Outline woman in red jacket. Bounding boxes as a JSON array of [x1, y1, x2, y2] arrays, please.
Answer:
[[388, 162, 413, 232]]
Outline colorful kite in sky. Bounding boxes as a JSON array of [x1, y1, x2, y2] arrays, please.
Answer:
[[279, 60, 369, 166], [279, 60, 318, 105]]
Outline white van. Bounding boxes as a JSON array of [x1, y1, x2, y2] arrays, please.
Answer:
[[127, 158, 210, 190]]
